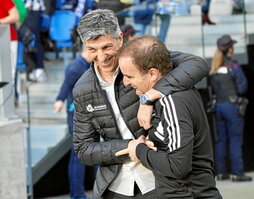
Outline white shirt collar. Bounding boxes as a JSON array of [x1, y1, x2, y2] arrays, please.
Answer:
[[94, 64, 120, 88]]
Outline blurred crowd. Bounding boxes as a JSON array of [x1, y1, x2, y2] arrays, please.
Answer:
[[1, 0, 251, 199], [1, 0, 246, 87]]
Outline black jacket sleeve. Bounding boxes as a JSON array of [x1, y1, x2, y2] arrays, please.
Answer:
[[136, 92, 194, 179], [73, 70, 131, 166], [153, 51, 209, 95], [73, 95, 131, 166]]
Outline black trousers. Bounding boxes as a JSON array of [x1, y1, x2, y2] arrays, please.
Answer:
[[103, 183, 157, 199]]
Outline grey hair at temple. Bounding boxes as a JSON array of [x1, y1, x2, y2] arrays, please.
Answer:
[[77, 9, 122, 43]]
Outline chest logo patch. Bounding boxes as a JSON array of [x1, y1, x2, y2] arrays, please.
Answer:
[[86, 104, 107, 112]]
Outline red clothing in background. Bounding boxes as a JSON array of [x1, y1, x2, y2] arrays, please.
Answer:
[[0, 0, 18, 41]]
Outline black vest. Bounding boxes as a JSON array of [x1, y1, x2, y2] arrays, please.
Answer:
[[209, 69, 238, 102]]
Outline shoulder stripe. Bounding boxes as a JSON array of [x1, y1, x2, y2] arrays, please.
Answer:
[[159, 95, 181, 151]]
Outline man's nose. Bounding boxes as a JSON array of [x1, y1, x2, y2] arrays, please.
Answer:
[[97, 50, 106, 61], [123, 77, 130, 87]]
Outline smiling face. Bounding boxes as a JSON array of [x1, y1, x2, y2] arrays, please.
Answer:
[[118, 35, 171, 94], [85, 34, 123, 77], [119, 55, 153, 94]]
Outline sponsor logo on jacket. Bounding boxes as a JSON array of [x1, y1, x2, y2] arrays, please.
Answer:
[[86, 104, 107, 112]]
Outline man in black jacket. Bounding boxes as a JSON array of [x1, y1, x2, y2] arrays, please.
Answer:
[[73, 9, 209, 199], [116, 35, 222, 198]]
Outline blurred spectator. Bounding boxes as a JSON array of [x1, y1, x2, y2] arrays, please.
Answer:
[[13, 0, 27, 25], [120, 24, 136, 43], [0, 0, 20, 83], [43, 0, 56, 15], [23, 0, 47, 82], [133, 0, 154, 35], [209, 35, 252, 182], [96, 0, 128, 25], [13, 0, 27, 106], [54, 45, 93, 199], [72, 0, 97, 52], [155, 0, 174, 43], [200, 0, 215, 25], [232, 0, 244, 14], [74, 0, 97, 21]]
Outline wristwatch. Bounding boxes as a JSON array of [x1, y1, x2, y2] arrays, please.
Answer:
[[139, 94, 155, 105]]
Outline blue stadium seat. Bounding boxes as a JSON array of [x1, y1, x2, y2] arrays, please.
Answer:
[[49, 10, 76, 50]]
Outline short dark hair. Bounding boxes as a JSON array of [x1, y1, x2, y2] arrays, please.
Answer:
[[118, 35, 172, 75]]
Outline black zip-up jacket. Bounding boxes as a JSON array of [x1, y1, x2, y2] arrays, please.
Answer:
[[136, 88, 222, 199], [73, 51, 209, 199]]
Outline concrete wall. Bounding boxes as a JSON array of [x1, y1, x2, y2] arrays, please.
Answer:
[[0, 25, 15, 120], [0, 119, 27, 199]]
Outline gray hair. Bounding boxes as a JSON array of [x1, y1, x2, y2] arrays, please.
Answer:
[[77, 9, 122, 43]]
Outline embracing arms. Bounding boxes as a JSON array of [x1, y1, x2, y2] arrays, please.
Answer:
[[117, 93, 195, 178], [138, 51, 209, 129]]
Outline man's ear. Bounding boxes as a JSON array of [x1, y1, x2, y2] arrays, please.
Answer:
[[119, 33, 124, 47], [148, 68, 160, 83]]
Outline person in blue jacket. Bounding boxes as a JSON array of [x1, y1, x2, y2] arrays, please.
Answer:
[[155, 0, 173, 43], [209, 35, 252, 182], [74, 0, 97, 22], [54, 45, 92, 199], [133, 0, 154, 35]]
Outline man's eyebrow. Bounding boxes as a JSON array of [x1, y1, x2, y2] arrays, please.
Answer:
[[103, 43, 113, 48], [124, 74, 132, 78], [87, 43, 113, 49]]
